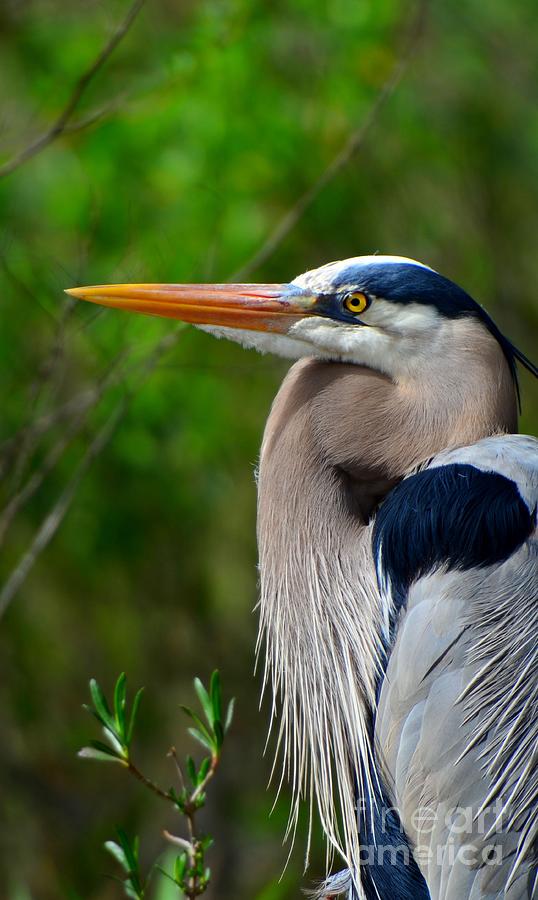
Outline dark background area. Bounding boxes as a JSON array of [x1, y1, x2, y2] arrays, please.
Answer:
[[0, 0, 537, 897]]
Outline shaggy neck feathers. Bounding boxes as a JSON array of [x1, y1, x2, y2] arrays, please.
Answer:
[[256, 326, 517, 882]]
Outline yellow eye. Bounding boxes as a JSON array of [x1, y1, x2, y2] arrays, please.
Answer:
[[343, 291, 369, 314]]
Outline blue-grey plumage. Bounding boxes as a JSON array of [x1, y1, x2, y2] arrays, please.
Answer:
[[68, 256, 538, 899], [374, 435, 537, 900]]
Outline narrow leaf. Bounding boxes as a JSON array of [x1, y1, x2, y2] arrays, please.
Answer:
[[213, 720, 224, 750], [180, 707, 214, 747], [174, 853, 188, 883], [194, 677, 213, 728], [79, 747, 125, 764], [186, 755, 196, 786], [102, 726, 127, 757], [114, 672, 127, 737], [224, 698, 235, 733], [209, 670, 222, 726], [90, 678, 114, 728], [197, 756, 211, 785], [104, 840, 130, 873], [83, 703, 109, 730], [187, 727, 214, 753], [127, 687, 144, 747], [116, 828, 139, 875]]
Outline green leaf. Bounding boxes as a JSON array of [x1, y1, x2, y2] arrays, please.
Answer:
[[213, 720, 224, 750], [83, 703, 110, 731], [104, 840, 130, 872], [116, 828, 140, 879], [174, 852, 188, 884], [187, 727, 214, 753], [209, 670, 222, 726], [186, 755, 196, 786], [194, 677, 213, 728], [168, 786, 187, 810], [124, 882, 143, 900], [197, 756, 210, 785], [90, 678, 114, 729], [126, 687, 144, 747], [180, 706, 215, 749], [114, 672, 127, 737], [102, 726, 127, 757], [224, 698, 235, 733], [124, 888, 142, 900], [79, 746, 126, 764]]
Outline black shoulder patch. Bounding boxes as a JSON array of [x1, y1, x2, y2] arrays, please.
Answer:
[[373, 463, 535, 608]]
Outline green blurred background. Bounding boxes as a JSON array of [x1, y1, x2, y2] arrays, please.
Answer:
[[0, 0, 537, 897]]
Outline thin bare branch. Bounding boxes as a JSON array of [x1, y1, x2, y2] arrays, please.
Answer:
[[0, 329, 181, 619], [231, 0, 429, 281], [127, 760, 171, 802], [0, 352, 129, 547], [62, 93, 129, 136], [6, 298, 75, 494], [0, 401, 123, 619], [0, 0, 146, 179]]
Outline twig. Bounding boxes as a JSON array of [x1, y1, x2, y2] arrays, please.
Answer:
[[0, 400, 124, 619], [62, 92, 129, 135], [7, 297, 75, 495], [0, 352, 128, 547], [0, 0, 146, 179], [162, 830, 191, 853], [231, 0, 429, 280], [127, 761, 171, 802], [168, 746, 187, 792], [0, 329, 180, 619], [0, 385, 110, 480]]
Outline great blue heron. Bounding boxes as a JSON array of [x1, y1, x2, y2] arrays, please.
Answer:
[[68, 256, 538, 899]]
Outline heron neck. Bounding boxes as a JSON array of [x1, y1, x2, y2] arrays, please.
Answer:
[[256, 344, 517, 872]]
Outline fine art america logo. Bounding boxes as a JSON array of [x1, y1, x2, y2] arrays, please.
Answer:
[[356, 799, 509, 869]]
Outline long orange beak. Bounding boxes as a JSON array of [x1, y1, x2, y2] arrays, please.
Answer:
[[65, 283, 316, 333]]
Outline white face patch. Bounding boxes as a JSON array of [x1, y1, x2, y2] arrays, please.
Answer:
[[284, 300, 442, 377], [360, 298, 440, 333]]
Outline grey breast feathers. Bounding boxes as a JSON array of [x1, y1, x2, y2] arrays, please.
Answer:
[[373, 434, 538, 900]]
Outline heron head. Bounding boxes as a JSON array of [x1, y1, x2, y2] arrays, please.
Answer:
[[67, 255, 536, 385]]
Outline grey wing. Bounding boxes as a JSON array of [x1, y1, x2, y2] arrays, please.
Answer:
[[373, 435, 538, 900]]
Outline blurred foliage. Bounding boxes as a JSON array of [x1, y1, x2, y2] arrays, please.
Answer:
[[0, 0, 537, 897]]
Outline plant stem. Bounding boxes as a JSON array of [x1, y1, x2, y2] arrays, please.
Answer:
[[162, 752, 220, 898], [127, 760, 171, 802]]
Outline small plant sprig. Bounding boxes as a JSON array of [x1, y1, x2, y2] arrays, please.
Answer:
[[79, 670, 234, 899], [104, 829, 146, 900]]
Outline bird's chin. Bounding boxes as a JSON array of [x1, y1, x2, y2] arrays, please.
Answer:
[[196, 323, 315, 360]]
